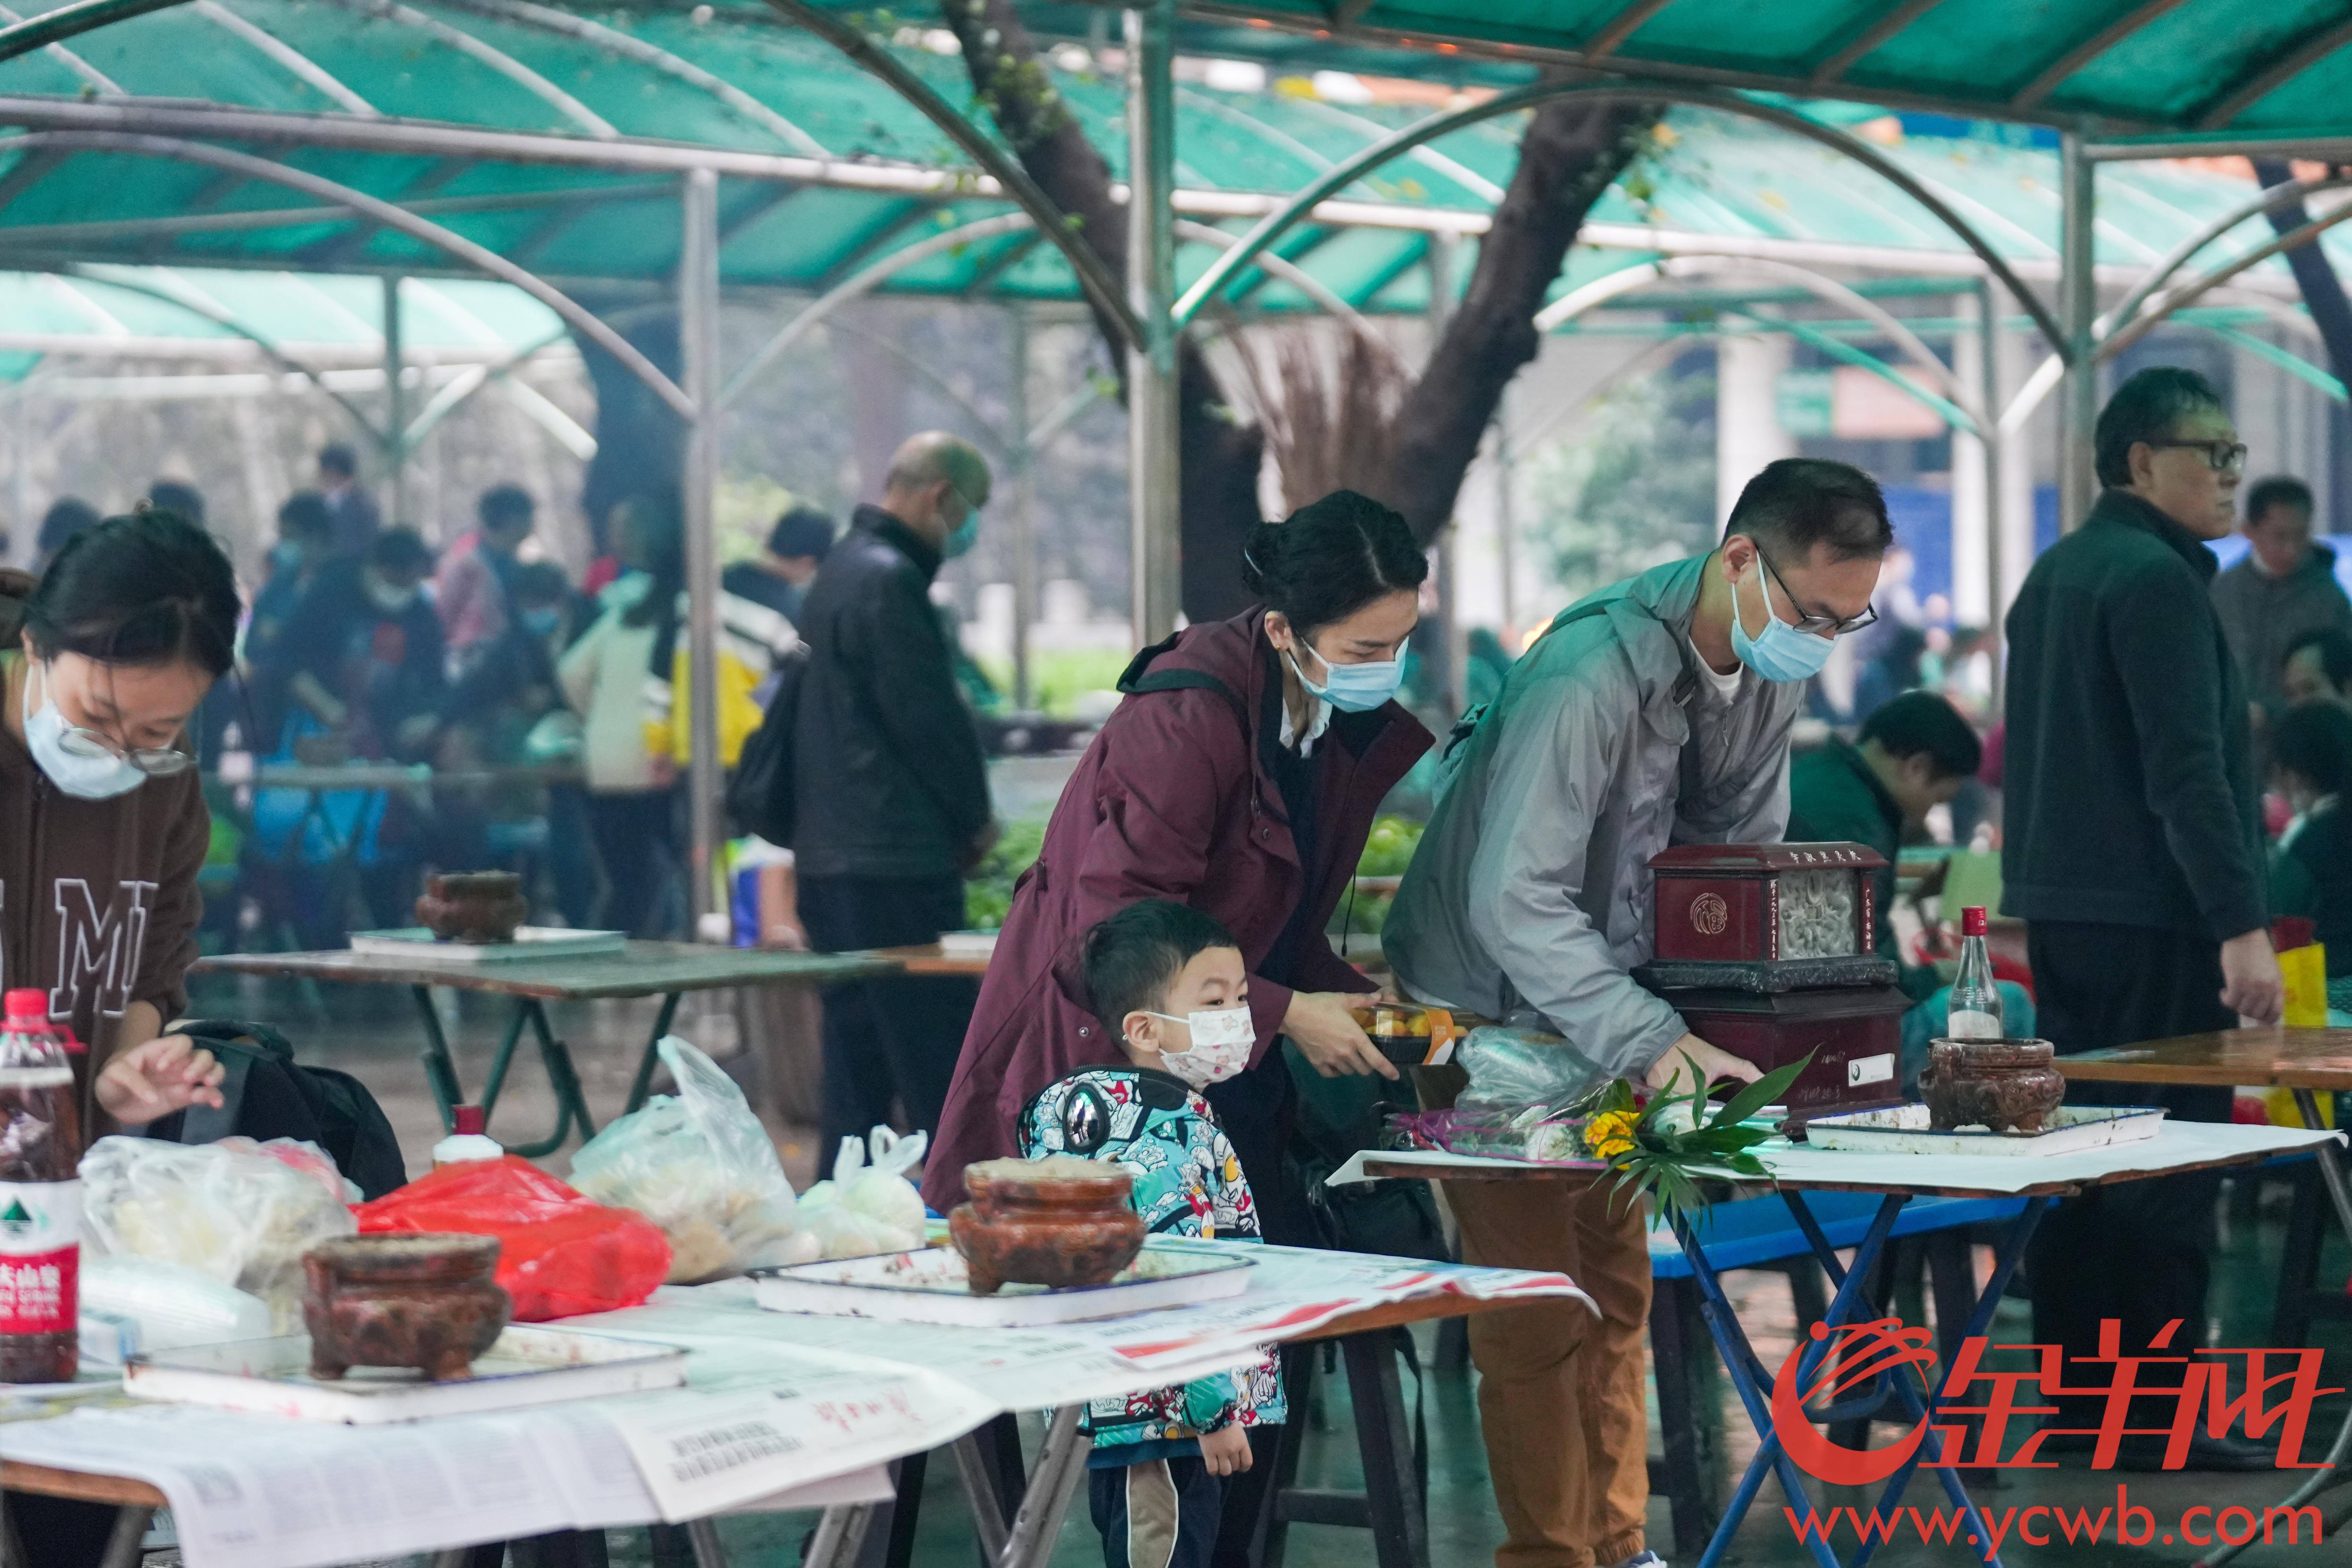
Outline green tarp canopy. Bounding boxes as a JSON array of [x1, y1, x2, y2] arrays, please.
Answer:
[[0, 1, 2343, 321]]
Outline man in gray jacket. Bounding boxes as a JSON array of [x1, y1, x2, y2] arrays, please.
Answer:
[[1385, 459, 1890, 1568], [2208, 473, 2351, 714]]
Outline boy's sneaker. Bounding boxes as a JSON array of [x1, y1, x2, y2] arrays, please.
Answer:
[[1610, 1554, 1667, 1568]]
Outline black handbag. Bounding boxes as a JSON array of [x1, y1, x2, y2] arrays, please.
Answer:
[[725, 642, 809, 844]]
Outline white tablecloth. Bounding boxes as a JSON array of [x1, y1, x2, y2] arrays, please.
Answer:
[[1330, 1120, 2343, 1196]]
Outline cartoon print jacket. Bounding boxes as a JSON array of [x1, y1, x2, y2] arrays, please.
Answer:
[[1019, 1065, 1288, 1448]]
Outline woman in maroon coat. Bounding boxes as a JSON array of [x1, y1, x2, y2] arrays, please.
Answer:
[[925, 492, 1434, 1244]]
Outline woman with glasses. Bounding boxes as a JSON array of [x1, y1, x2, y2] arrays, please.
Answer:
[[0, 507, 237, 1140]]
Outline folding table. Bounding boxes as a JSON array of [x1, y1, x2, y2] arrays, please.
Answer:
[[2057, 1027, 2352, 1568], [1342, 1119, 2340, 1568], [194, 941, 895, 1155]]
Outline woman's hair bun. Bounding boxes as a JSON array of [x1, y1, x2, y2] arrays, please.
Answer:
[[1237, 489, 1427, 640]]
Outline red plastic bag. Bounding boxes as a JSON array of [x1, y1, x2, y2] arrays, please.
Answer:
[[353, 1156, 672, 1321]]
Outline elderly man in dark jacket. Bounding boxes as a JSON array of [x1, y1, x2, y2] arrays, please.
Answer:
[[793, 431, 996, 1174], [2003, 366, 2282, 1469]]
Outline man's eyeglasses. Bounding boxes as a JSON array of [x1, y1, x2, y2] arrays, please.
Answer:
[[1755, 547, 1878, 637], [2146, 439, 2249, 475]]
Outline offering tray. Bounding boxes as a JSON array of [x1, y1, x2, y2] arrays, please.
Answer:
[[123, 1325, 685, 1423], [349, 926, 626, 961], [1801, 1102, 2166, 1158], [752, 1240, 1254, 1326]]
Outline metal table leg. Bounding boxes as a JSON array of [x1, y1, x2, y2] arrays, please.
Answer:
[[1341, 1330, 1429, 1568], [1675, 1192, 2048, 1568], [950, 1405, 1087, 1568], [411, 989, 602, 1155], [2199, 1095, 2352, 1568], [625, 993, 686, 1113], [96, 1506, 154, 1568], [413, 983, 463, 1131]]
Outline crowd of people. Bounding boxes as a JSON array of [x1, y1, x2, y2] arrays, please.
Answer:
[[6, 361, 2346, 1568]]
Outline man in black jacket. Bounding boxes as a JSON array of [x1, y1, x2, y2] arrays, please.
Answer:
[[794, 432, 997, 1174], [2003, 367, 2282, 1468]]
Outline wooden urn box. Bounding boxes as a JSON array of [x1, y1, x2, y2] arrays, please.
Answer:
[[1633, 842, 1910, 1121]]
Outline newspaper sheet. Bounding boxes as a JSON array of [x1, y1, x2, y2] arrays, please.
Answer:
[[0, 1340, 943, 1566], [3, 1241, 1586, 1567]]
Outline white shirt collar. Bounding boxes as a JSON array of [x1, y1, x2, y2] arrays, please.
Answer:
[[1280, 692, 1332, 756]]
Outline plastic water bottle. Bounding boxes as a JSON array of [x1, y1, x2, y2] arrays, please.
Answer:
[[431, 1105, 504, 1169], [1947, 906, 2004, 1040], [0, 988, 81, 1383]]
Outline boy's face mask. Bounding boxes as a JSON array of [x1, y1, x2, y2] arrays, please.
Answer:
[[1144, 1005, 1255, 1088]]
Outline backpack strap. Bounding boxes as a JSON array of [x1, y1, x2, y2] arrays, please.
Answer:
[[1115, 635, 1247, 722], [1442, 598, 1628, 762]]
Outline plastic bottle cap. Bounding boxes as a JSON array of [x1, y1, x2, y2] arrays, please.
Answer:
[[1961, 906, 1987, 937], [453, 1105, 486, 1137], [3, 988, 46, 1021]]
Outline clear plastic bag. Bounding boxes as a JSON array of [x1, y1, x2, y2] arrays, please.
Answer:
[[78, 1255, 273, 1362], [796, 1125, 928, 1259], [568, 1036, 813, 1283], [79, 1134, 358, 1332], [1455, 1025, 1613, 1110]]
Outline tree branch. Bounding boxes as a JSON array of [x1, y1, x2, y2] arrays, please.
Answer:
[[938, 0, 1263, 619], [1376, 85, 1662, 543]]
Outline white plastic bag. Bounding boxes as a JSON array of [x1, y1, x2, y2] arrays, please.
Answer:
[[568, 1036, 813, 1282], [797, 1125, 927, 1259], [79, 1135, 358, 1332]]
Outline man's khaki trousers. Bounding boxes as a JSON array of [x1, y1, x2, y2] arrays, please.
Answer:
[[1445, 1177, 1653, 1568]]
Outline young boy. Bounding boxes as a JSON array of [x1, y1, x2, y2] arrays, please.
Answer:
[[1018, 899, 1285, 1568]]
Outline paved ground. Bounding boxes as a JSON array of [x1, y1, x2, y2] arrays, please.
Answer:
[[175, 972, 2352, 1568]]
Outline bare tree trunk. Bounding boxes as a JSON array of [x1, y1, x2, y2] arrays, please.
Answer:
[[940, 0, 1263, 620], [941, 6, 1658, 594], [1375, 85, 1661, 543]]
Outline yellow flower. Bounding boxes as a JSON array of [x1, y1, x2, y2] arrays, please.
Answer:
[[1584, 1109, 1639, 1160]]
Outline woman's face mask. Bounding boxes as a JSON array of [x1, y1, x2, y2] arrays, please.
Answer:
[[20, 655, 201, 799], [1287, 638, 1405, 714]]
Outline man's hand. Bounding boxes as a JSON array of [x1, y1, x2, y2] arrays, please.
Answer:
[[97, 1035, 226, 1126], [1199, 1422, 1254, 1477], [1643, 1033, 1763, 1095], [1283, 991, 1398, 1080], [2220, 927, 2285, 1024]]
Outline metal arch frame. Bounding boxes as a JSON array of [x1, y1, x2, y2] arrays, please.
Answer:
[[760, 0, 1142, 352], [2100, 202, 2352, 361], [431, 0, 830, 157], [0, 0, 119, 93], [1171, 78, 2069, 355], [716, 208, 1381, 417], [2108, 173, 2352, 341], [57, 260, 384, 431], [0, 0, 191, 63], [190, 0, 376, 116], [1538, 251, 1985, 435], [0, 129, 693, 413], [322, 0, 616, 139]]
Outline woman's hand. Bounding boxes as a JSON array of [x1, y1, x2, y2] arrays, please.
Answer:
[[1641, 1033, 1762, 1095], [1199, 1422, 1254, 1477], [97, 1035, 226, 1126], [1283, 991, 1398, 1080]]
